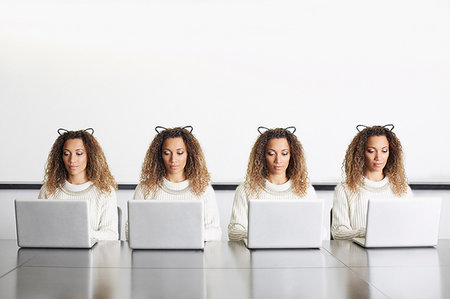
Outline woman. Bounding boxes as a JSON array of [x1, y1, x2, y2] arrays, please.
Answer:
[[331, 124, 413, 240], [128, 126, 221, 241], [38, 128, 119, 240], [228, 127, 317, 241]]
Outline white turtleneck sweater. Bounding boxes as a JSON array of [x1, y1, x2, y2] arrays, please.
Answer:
[[331, 177, 413, 240], [126, 178, 222, 241], [227, 180, 317, 241], [38, 181, 119, 240]]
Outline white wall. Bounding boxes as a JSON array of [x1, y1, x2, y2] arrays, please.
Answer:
[[2, 189, 449, 240], [0, 0, 449, 185], [0, 1, 449, 240]]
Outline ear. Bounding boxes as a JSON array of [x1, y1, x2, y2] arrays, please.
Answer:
[[57, 128, 69, 136], [155, 126, 167, 134], [356, 125, 368, 132], [182, 126, 193, 133], [257, 126, 270, 134], [383, 124, 395, 131], [284, 126, 296, 134], [84, 128, 94, 135]]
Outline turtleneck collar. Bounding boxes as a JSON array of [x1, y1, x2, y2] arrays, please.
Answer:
[[264, 179, 293, 194], [63, 181, 93, 192], [363, 176, 389, 191], [162, 178, 190, 194]]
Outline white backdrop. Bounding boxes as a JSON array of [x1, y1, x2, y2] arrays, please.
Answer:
[[1, 0, 449, 184]]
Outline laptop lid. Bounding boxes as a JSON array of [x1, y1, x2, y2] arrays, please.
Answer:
[[15, 199, 96, 248], [128, 200, 204, 249], [362, 197, 441, 248], [247, 199, 324, 249]]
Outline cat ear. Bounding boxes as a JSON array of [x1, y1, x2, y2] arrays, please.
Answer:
[[155, 126, 167, 134], [57, 128, 69, 136], [284, 126, 296, 134], [182, 126, 193, 133], [84, 128, 94, 135], [257, 126, 270, 134], [383, 124, 395, 131], [356, 125, 368, 132]]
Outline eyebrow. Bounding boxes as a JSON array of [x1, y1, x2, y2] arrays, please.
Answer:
[[366, 146, 389, 149], [267, 148, 290, 151], [63, 148, 84, 151]]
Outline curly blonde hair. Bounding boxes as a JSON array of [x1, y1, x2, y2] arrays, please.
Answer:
[[140, 127, 210, 197], [343, 125, 408, 196], [43, 129, 117, 195], [244, 128, 310, 197]]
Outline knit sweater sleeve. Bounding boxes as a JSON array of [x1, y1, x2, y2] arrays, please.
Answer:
[[203, 185, 222, 241], [91, 189, 119, 241], [406, 185, 413, 197], [132, 184, 147, 200], [227, 184, 248, 241], [38, 186, 48, 199], [125, 184, 147, 240], [331, 183, 365, 240], [305, 184, 317, 198]]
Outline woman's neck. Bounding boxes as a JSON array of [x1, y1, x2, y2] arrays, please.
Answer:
[[165, 173, 186, 183], [267, 174, 288, 185], [67, 173, 88, 185], [364, 170, 385, 182]]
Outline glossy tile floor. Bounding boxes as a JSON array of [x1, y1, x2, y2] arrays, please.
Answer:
[[1, 239, 449, 298]]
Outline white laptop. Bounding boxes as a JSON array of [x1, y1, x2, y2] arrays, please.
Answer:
[[15, 199, 97, 248], [352, 197, 442, 248], [245, 199, 324, 249], [128, 200, 204, 249]]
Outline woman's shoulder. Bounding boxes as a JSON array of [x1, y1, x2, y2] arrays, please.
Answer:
[[202, 184, 215, 197], [406, 184, 413, 194], [133, 183, 149, 200], [334, 181, 350, 195], [134, 183, 145, 192], [38, 184, 50, 198], [88, 184, 116, 200], [234, 183, 248, 195], [402, 184, 413, 198], [305, 183, 317, 197]]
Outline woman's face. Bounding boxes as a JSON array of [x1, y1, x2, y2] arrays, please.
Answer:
[[364, 135, 389, 173], [265, 138, 291, 176], [162, 137, 188, 176], [62, 138, 88, 179]]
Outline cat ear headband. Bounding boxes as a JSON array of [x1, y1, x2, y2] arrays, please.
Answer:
[[155, 126, 193, 134], [57, 128, 94, 135], [356, 124, 394, 132], [257, 126, 297, 134]]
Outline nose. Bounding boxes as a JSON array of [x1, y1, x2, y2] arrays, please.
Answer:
[[169, 154, 176, 163], [274, 154, 279, 163], [374, 151, 380, 161]]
